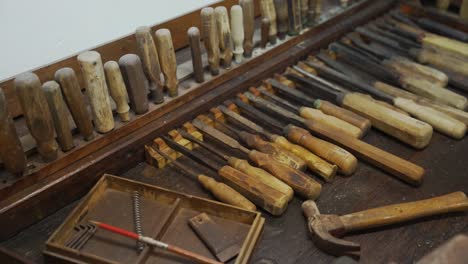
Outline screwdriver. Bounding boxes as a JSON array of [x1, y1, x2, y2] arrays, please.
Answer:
[[146, 145, 256, 211]]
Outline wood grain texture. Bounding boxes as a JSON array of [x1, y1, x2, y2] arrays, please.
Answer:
[[260, 0, 278, 44], [103, 61, 130, 122], [316, 100, 372, 135], [201, 8, 221, 76], [231, 5, 245, 64], [411, 47, 468, 77], [239, 0, 255, 58], [118, 54, 149, 115], [215, 6, 233, 68], [188, 27, 205, 83], [299, 107, 363, 138], [155, 29, 179, 97]]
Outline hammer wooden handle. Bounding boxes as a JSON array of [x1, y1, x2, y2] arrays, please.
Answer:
[[155, 29, 179, 97], [239, 0, 255, 58], [340, 192, 468, 233], [77, 51, 115, 134], [135, 26, 164, 103], [315, 100, 371, 135], [261, 0, 278, 45], [188, 27, 205, 83], [15, 73, 59, 161], [42, 81, 75, 152], [118, 54, 149, 115], [215, 6, 233, 68], [274, 0, 289, 40], [201, 8, 220, 75], [104, 61, 130, 122], [0, 88, 26, 175], [230, 5, 245, 64]]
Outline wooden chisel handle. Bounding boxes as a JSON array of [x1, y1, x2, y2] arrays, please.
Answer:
[[118, 54, 149, 115], [55, 68, 94, 141], [261, 0, 278, 45], [340, 192, 468, 233], [274, 0, 289, 40], [42, 81, 75, 152], [383, 57, 448, 88], [197, 175, 256, 211], [135, 26, 164, 103], [227, 157, 294, 201], [239, 0, 255, 58], [155, 29, 179, 97], [261, 18, 270, 49], [288, 0, 302, 35], [315, 100, 371, 135], [77, 51, 115, 134], [248, 150, 322, 200], [410, 48, 468, 77], [231, 5, 245, 64], [201, 8, 220, 75], [299, 107, 363, 138], [299, 0, 309, 26], [0, 88, 26, 176], [354, 93, 409, 116], [15, 73, 59, 161], [104, 61, 130, 122], [188, 27, 205, 83], [422, 33, 468, 60], [215, 6, 233, 68]]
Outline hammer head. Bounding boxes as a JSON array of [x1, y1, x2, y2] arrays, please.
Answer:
[[302, 200, 361, 257]]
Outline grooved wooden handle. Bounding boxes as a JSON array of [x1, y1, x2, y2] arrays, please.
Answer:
[[288, 0, 302, 35], [0, 88, 26, 176], [118, 54, 149, 115], [271, 135, 337, 181], [215, 6, 233, 68], [201, 8, 220, 75], [135, 26, 164, 103], [14, 73, 58, 161], [104, 61, 130, 122], [315, 100, 371, 136], [384, 57, 448, 87], [230, 5, 244, 64], [77, 51, 115, 134], [197, 175, 256, 211], [239, 0, 255, 58], [274, 0, 289, 40], [218, 165, 289, 215], [228, 157, 294, 201], [155, 29, 179, 97], [261, 18, 270, 49], [55, 68, 94, 141], [42, 81, 75, 152], [260, 0, 278, 44], [188, 27, 205, 83], [341, 93, 433, 149], [411, 48, 468, 77], [340, 192, 468, 232]]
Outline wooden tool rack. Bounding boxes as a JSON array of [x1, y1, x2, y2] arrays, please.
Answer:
[[1, 0, 467, 263]]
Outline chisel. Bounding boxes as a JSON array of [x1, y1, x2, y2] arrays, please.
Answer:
[[192, 118, 322, 199], [299, 0, 309, 26], [146, 145, 256, 211], [188, 27, 205, 83], [0, 88, 26, 176], [231, 5, 245, 64], [155, 29, 179, 97], [215, 6, 233, 68], [239, 0, 255, 58], [274, 0, 289, 40], [14, 73, 59, 162], [288, 0, 302, 35], [261, 18, 271, 49], [242, 91, 425, 186], [201, 8, 221, 75], [260, 0, 278, 45], [118, 54, 149, 115], [162, 135, 289, 215], [104, 61, 131, 122]]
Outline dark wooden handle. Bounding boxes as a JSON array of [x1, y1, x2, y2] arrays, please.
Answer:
[[104, 61, 131, 122], [118, 54, 149, 115], [188, 27, 205, 83], [215, 6, 233, 68], [261, 18, 270, 49], [288, 0, 302, 35], [274, 0, 289, 40], [260, 0, 278, 45], [300, 0, 309, 26], [201, 7, 220, 76], [135, 26, 164, 103], [239, 0, 255, 58], [14, 73, 58, 161], [42, 81, 75, 152], [230, 5, 245, 64], [55, 67, 94, 141], [155, 28, 179, 97], [77, 51, 115, 134], [0, 88, 26, 176]]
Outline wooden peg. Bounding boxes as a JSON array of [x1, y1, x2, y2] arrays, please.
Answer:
[[274, 0, 289, 40], [14, 73, 58, 161], [188, 27, 205, 83], [288, 0, 302, 35], [201, 7, 220, 75], [215, 6, 233, 68], [135, 26, 164, 104], [118, 54, 149, 115], [231, 5, 245, 63], [77, 51, 115, 134], [261, 18, 271, 49], [0, 88, 26, 176], [300, 0, 309, 26], [155, 29, 179, 97], [239, 0, 255, 58], [261, 0, 278, 45], [55, 68, 94, 141], [104, 61, 130, 121], [42, 81, 75, 152]]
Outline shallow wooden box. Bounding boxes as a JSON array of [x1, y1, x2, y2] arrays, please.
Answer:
[[44, 174, 264, 264]]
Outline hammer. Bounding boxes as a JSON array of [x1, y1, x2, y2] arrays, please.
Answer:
[[302, 192, 468, 257]]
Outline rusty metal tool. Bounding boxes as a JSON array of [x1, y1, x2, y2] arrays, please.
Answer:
[[65, 224, 97, 250], [147, 144, 256, 211], [302, 192, 468, 257], [132, 191, 145, 252]]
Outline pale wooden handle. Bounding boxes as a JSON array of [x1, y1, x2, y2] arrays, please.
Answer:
[[135, 26, 164, 103], [300, 0, 309, 26], [215, 6, 233, 68], [155, 29, 179, 97], [300, 107, 363, 139], [230, 5, 244, 63], [341, 93, 433, 149], [412, 48, 468, 77], [0, 88, 26, 175], [423, 33, 468, 60], [313, 0, 322, 22], [104, 61, 130, 122], [260, 0, 278, 44], [77, 51, 114, 134], [341, 192, 468, 232], [118, 54, 149, 115], [197, 175, 256, 211], [15, 73, 59, 161], [42, 81, 75, 152], [316, 100, 372, 135], [386, 57, 448, 87], [201, 8, 220, 75], [288, 0, 302, 35], [274, 0, 289, 39], [239, 0, 255, 58], [354, 93, 410, 116], [55, 68, 94, 141], [188, 27, 205, 83], [261, 17, 270, 49]]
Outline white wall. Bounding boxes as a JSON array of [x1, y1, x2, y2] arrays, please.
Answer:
[[0, 0, 219, 81]]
